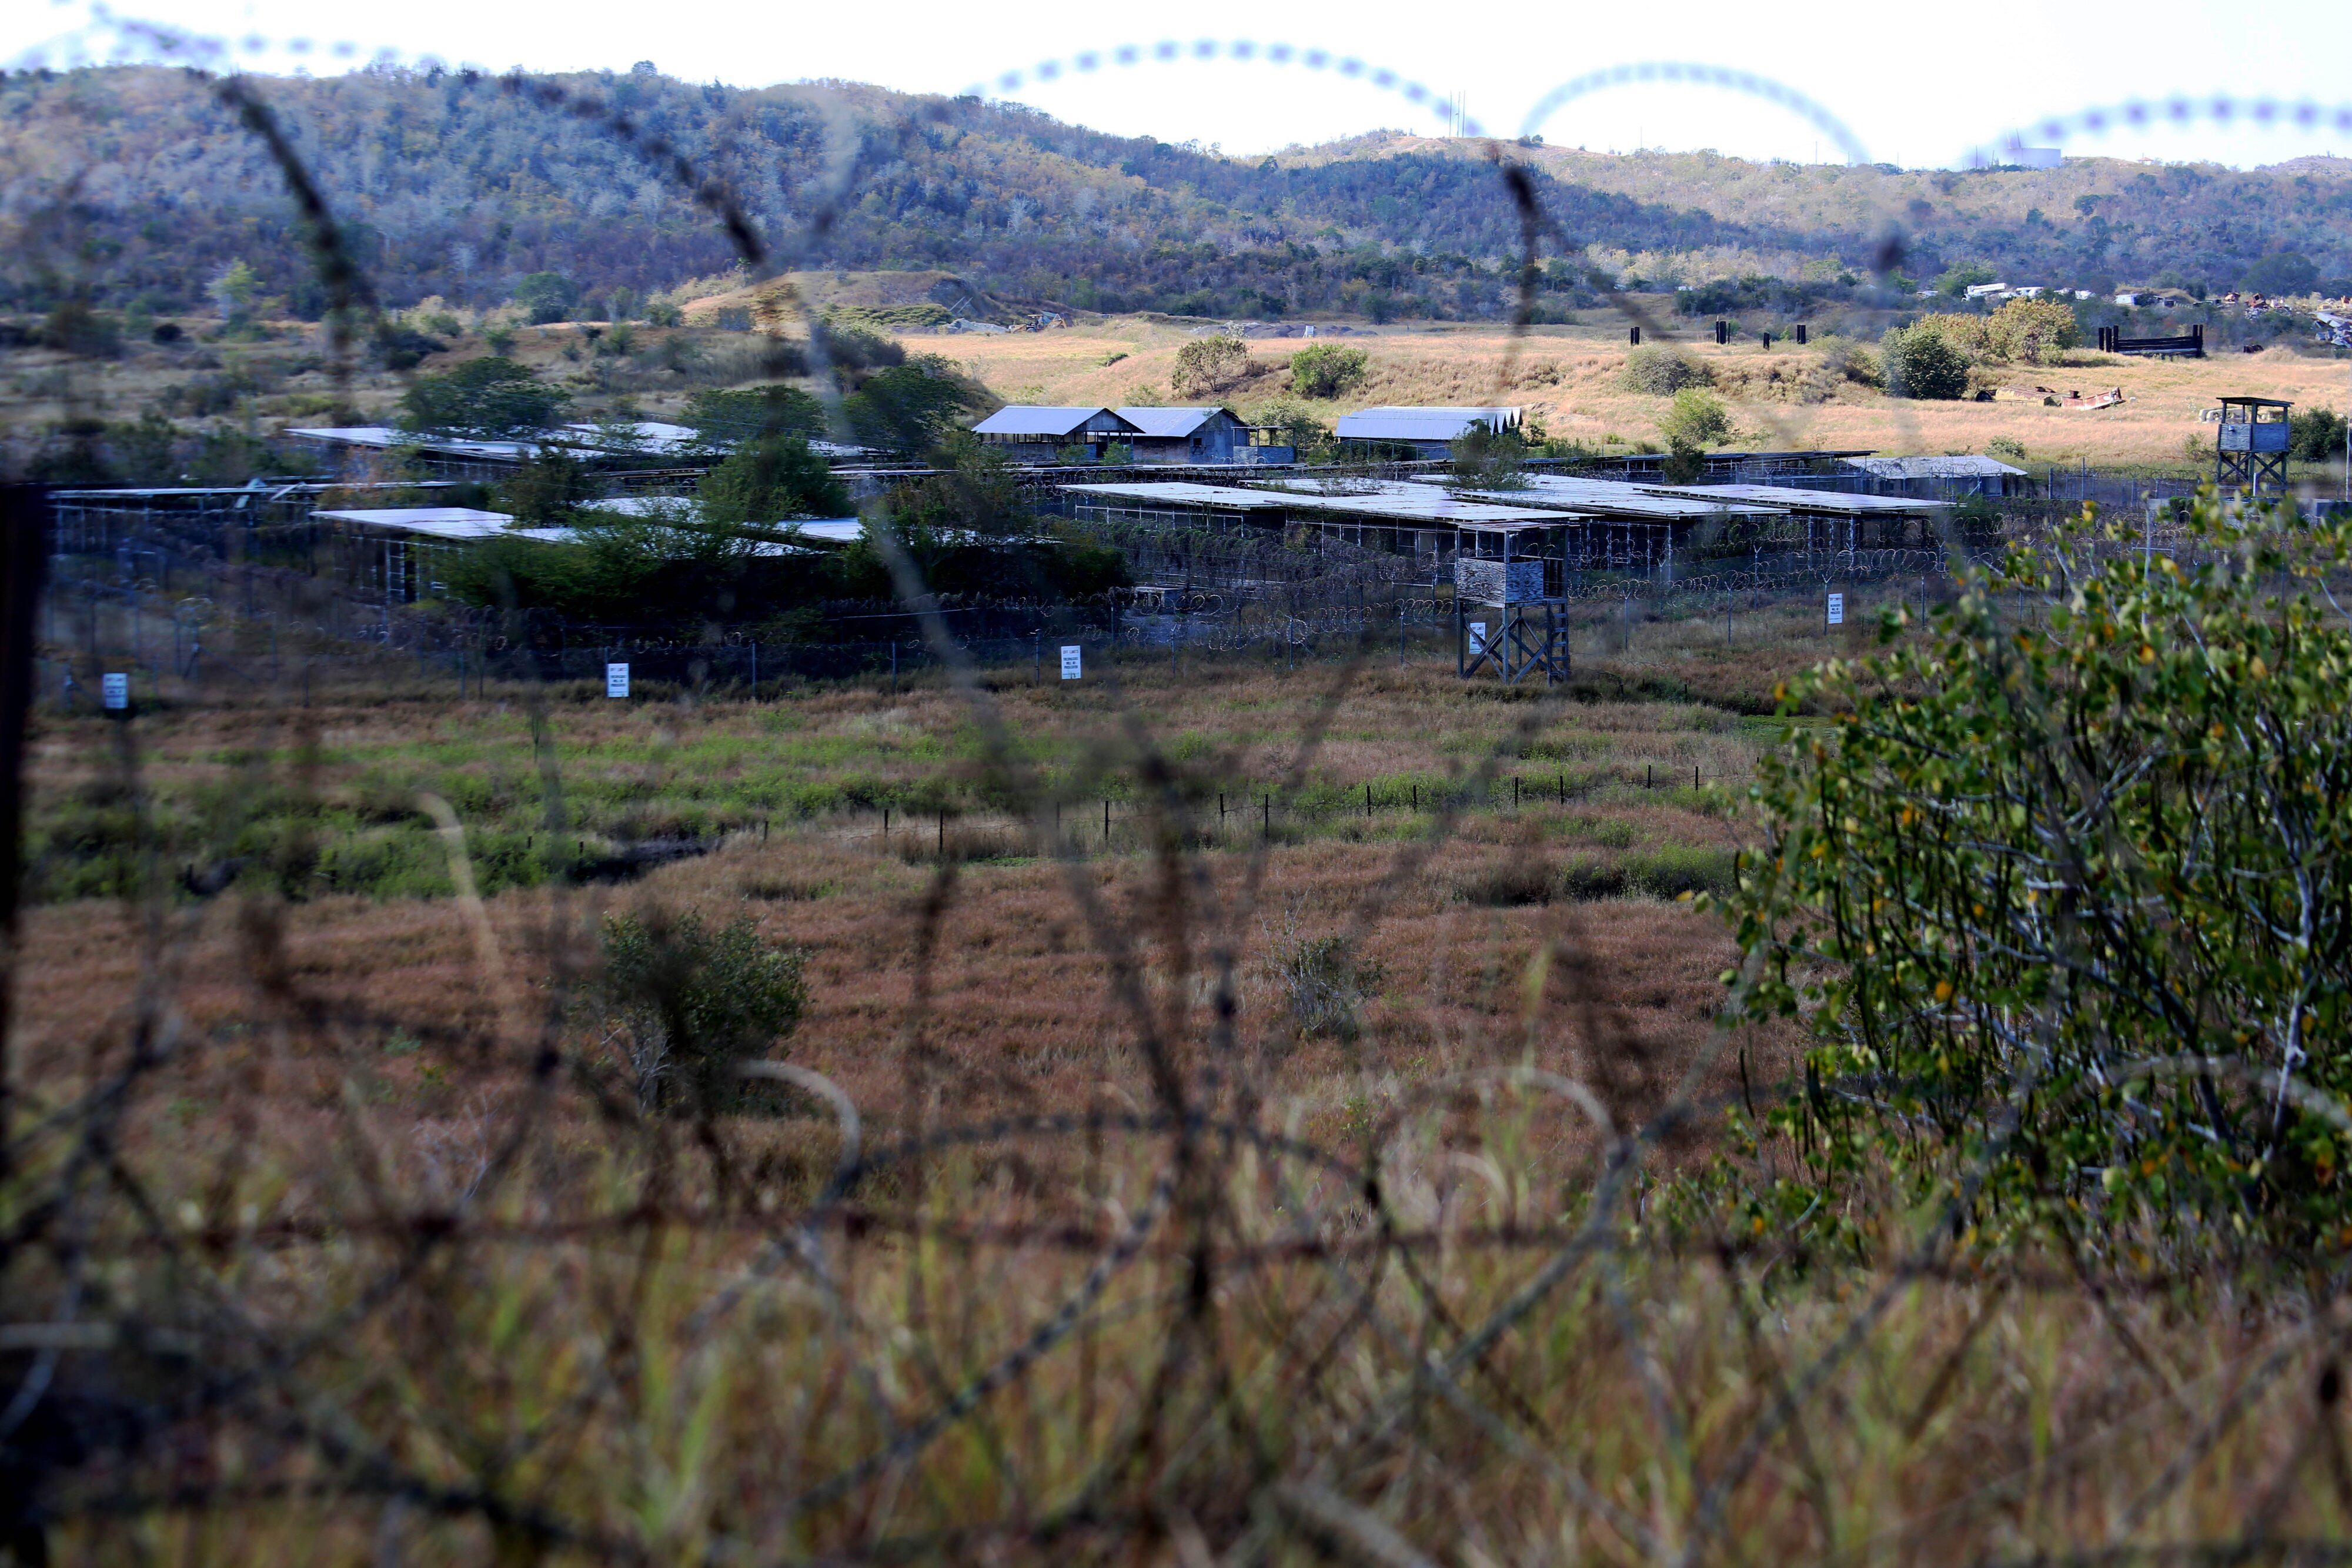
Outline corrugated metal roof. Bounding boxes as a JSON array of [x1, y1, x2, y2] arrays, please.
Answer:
[[313, 507, 575, 543], [1115, 406, 1237, 439], [1842, 455, 2026, 480], [1334, 406, 1521, 443], [1638, 482, 1950, 515], [290, 426, 538, 461], [1466, 475, 1789, 521], [1062, 482, 1291, 510], [1066, 479, 1565, 526], [971, 406, 1140, 439]]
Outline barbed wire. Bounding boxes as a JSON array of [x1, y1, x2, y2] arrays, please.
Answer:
[[6, 14, 2351, 1567], [1517, 61, 1872, 162]]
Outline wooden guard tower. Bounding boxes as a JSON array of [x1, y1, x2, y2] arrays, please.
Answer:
[[2216, 396, 2292, 496], [1455, 524, 1569, 686]]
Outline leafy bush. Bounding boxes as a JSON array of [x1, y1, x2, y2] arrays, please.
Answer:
[[697, 435, 851, 524], [1621, 345, 1709, 396], [2289, 405, 2347, 463], [1288, 342, 1367, 399], [1720, 500, 2352, 1255], [843, 357, 981, 453], [684, 386, 828, 446], [1658, 387, 1732, 452], [596, 911, 807, 1115], [1449, 422, 1534, 488], [397, 356, 569, 436], [1986, 297, 2082, 365], [813, 317, 905, 371], [512, 270, 579, 325], [1880, 326, 1970, 400], [1912, 312, 1992, 362], [494, 449, 600, 524], [1170, 335, 1250, 397]]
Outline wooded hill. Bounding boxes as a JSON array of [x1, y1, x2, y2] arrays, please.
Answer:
[[5, 64, 2350, 326]]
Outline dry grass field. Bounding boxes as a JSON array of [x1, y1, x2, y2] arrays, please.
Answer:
[[906, 314, 2350, 473], [16, 591, 2352, 1562]]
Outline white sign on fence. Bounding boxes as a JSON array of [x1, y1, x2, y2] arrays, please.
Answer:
[[1060, 644, 1083, 680], [1825, 592, 1845, 628], [605, 661, 631, 698], [1467, 620, 1489, 655], [101, 673, 129, 711]]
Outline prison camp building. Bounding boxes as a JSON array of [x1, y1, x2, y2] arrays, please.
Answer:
[[1334, 406, 1522, 460], [1113, 407, 1290, 465], [1839, 454, 2029, 499], [969, 406, 1145, 463]]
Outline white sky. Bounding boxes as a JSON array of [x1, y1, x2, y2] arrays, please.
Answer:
[[12, 0, 2352, 170]]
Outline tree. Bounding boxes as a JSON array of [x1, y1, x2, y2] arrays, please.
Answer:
[[495, 449, 599, 525], [1912, 312, 1992, 363], [1250, 397, 1331, 461], [1933, 260, 1996, 297], [207, 259, 259, 326], [2243, 252, 2319, 296], [1449, 422, 1532, 488], [683, 386, 827, 447], [1718, 501, 2352, 1255], [1881, 326, 1971, 400], [697, 436, 851, 524], [512, 271, 579, 325], [1657, 387, 1732, 452], [1985, 297, 2082, 365], [596, 910, 806, 1116], [841, 359, 978, 453], [1170, 335, 1250, 397], [2288, 405, 2347, 463], [1287, 342, 1367, 399], [397, 356, 570, 437]]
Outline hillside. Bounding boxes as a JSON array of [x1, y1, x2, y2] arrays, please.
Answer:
[[6, 65, 2352, 329]]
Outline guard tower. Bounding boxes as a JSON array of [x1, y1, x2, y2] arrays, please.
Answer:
[[2216, 396, 2293, 496], [1455, 522, 1569, 686]]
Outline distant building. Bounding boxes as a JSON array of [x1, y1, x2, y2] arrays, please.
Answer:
[[1334, 406, 1522, 460], [1841, 454, 2028, 499], [969, 406, 1144, 463], [1964, 282, 2012, 301], [1114, 406, 1275, 465]]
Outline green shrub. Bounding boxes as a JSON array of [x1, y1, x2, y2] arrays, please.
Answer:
[[1621, 345, 1709, 396], [1880, 326, 1970, 400], [1986, 297, 2082, 365], [397, 357, 569, 437], [698, 435, 851, 523], [1658, 387, 1731, 453], [1288, 342, 1367, 399], [596, 911, 807, 1116], [1719, 499, 2352, 1255], [512, 271, 578, 325], [2290, 405, 2347, 463], [1170, 335, 1250, 397]]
